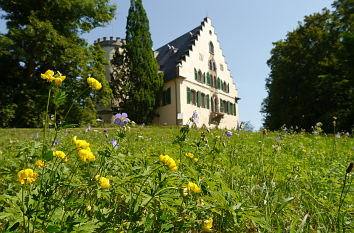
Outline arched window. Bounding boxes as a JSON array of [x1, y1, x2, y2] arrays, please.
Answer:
[[213, 62, 216, 71], [209, 60, 212, 70], [209, 42, 214, 54]]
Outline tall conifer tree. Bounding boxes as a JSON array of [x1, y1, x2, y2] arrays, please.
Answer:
[[111, 0, 163, 124]]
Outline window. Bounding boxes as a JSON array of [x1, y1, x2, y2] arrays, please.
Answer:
[[211, 97, 214, 112], [207, 72, 210, 85], [220, 64, 224, 71], [162, 87, 171, 106], [213, 62, 216, 71], [215, 98, 218, 112], [187, 87, 191, 104], [191, 90, 197, 105], [230, 103, 234, 115], [214, 76, 217, 88], [198, 70, 202, 82], [223, 100, 227, 113], [199, 53, 204, 61], [209, 60, 212, 70], [194, 68, 198, 80], [209, 42, 214, 54], [217, 77, 221, 89], [223, 81, 226, 92], [201, 93, 205, 108]]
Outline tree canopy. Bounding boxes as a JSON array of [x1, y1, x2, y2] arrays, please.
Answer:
[[0, 0, 116, 127], [262, 0, 353, 132], [111, 0, 164, 124]]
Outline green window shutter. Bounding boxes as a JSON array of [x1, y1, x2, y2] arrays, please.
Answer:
[[234, 104, 236, 116], [187, 87, 191, 104], [197, 91, 201, 107], [206, 94, 210, 109], [217, 78, 220, 89], [203, 73, 206, 83], [227, 83, 230, 93], [207, 72, 210, 85], [220, 98, 223, 111], [194, 68, 198, 80], [227, 102, 231, 114], [166, 88, 171, 104]]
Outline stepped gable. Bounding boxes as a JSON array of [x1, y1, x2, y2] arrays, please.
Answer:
[[156, 22, 204, 81]]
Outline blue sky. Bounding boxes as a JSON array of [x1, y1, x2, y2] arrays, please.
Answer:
[[1, 0, 335, 129]]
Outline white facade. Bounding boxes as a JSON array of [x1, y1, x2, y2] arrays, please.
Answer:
[[155, 18, 239, 129], [96, 18, 239, 129]]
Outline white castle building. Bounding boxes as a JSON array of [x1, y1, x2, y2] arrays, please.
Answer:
[[95, 17, 239, 129]]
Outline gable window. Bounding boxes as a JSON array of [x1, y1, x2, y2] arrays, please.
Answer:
[[223, 81, 227, 92], [209, 42, 214, 54], [213, 62, 216, 71], [220, 64, 224, 71], [198, 70, 202, 82]]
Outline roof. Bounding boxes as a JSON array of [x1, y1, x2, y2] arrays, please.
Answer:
[[156, 19, 207, 81]]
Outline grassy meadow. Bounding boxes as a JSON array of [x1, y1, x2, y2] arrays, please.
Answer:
[[0, 125, 353, 232]]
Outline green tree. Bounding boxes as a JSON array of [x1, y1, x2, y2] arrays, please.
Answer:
[[111, 0, 164, 124], [0, 0, 116, 127], [262, 3, 353, 132]]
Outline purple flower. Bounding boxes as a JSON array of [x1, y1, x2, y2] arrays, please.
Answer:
[[85, 128, 89, 133], [56, 137, 60, 145], [142, 123, 145, 127], [88, 125, 91, 130], [336, 134, 341, 139], [110, 137, 119, 149], [207, 129, 210, 133], [192, 111, 199, 124], [277, 136, 281, 140], [227, 131, 232, 138], [104, 129, 108, 133], [36, 132, 39, 139], [114, 113, 129, 127]]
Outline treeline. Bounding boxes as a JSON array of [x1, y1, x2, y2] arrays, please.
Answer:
[[0, 0, 116, 127], [262, 0, 353, 132]]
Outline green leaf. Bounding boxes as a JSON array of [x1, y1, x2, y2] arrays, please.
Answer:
[[42, 146, 53, 161], [45, 225, 61, 232], [53, 91, 67, 107]]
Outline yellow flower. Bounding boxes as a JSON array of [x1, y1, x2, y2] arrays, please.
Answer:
[[72, 136, 90, 150], [194, 158, 199, 162], [99, 177, 111, 189], [78, 149, 95, 162], [35, 160, 45, 168], [187, 182, 201, 194], [202, 217, 213, 232], [53, 71, 66, 86], [186, 153, 194, 158], [159, 154, 177, 171], [17, 168, 38, 184], [41, 70, 54, 82], [87, 77, 102, 90], [53, 151, 67, 161], [302, 149, 307, 153]]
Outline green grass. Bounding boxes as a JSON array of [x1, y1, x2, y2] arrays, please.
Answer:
[[0, 126, 353, 232]]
